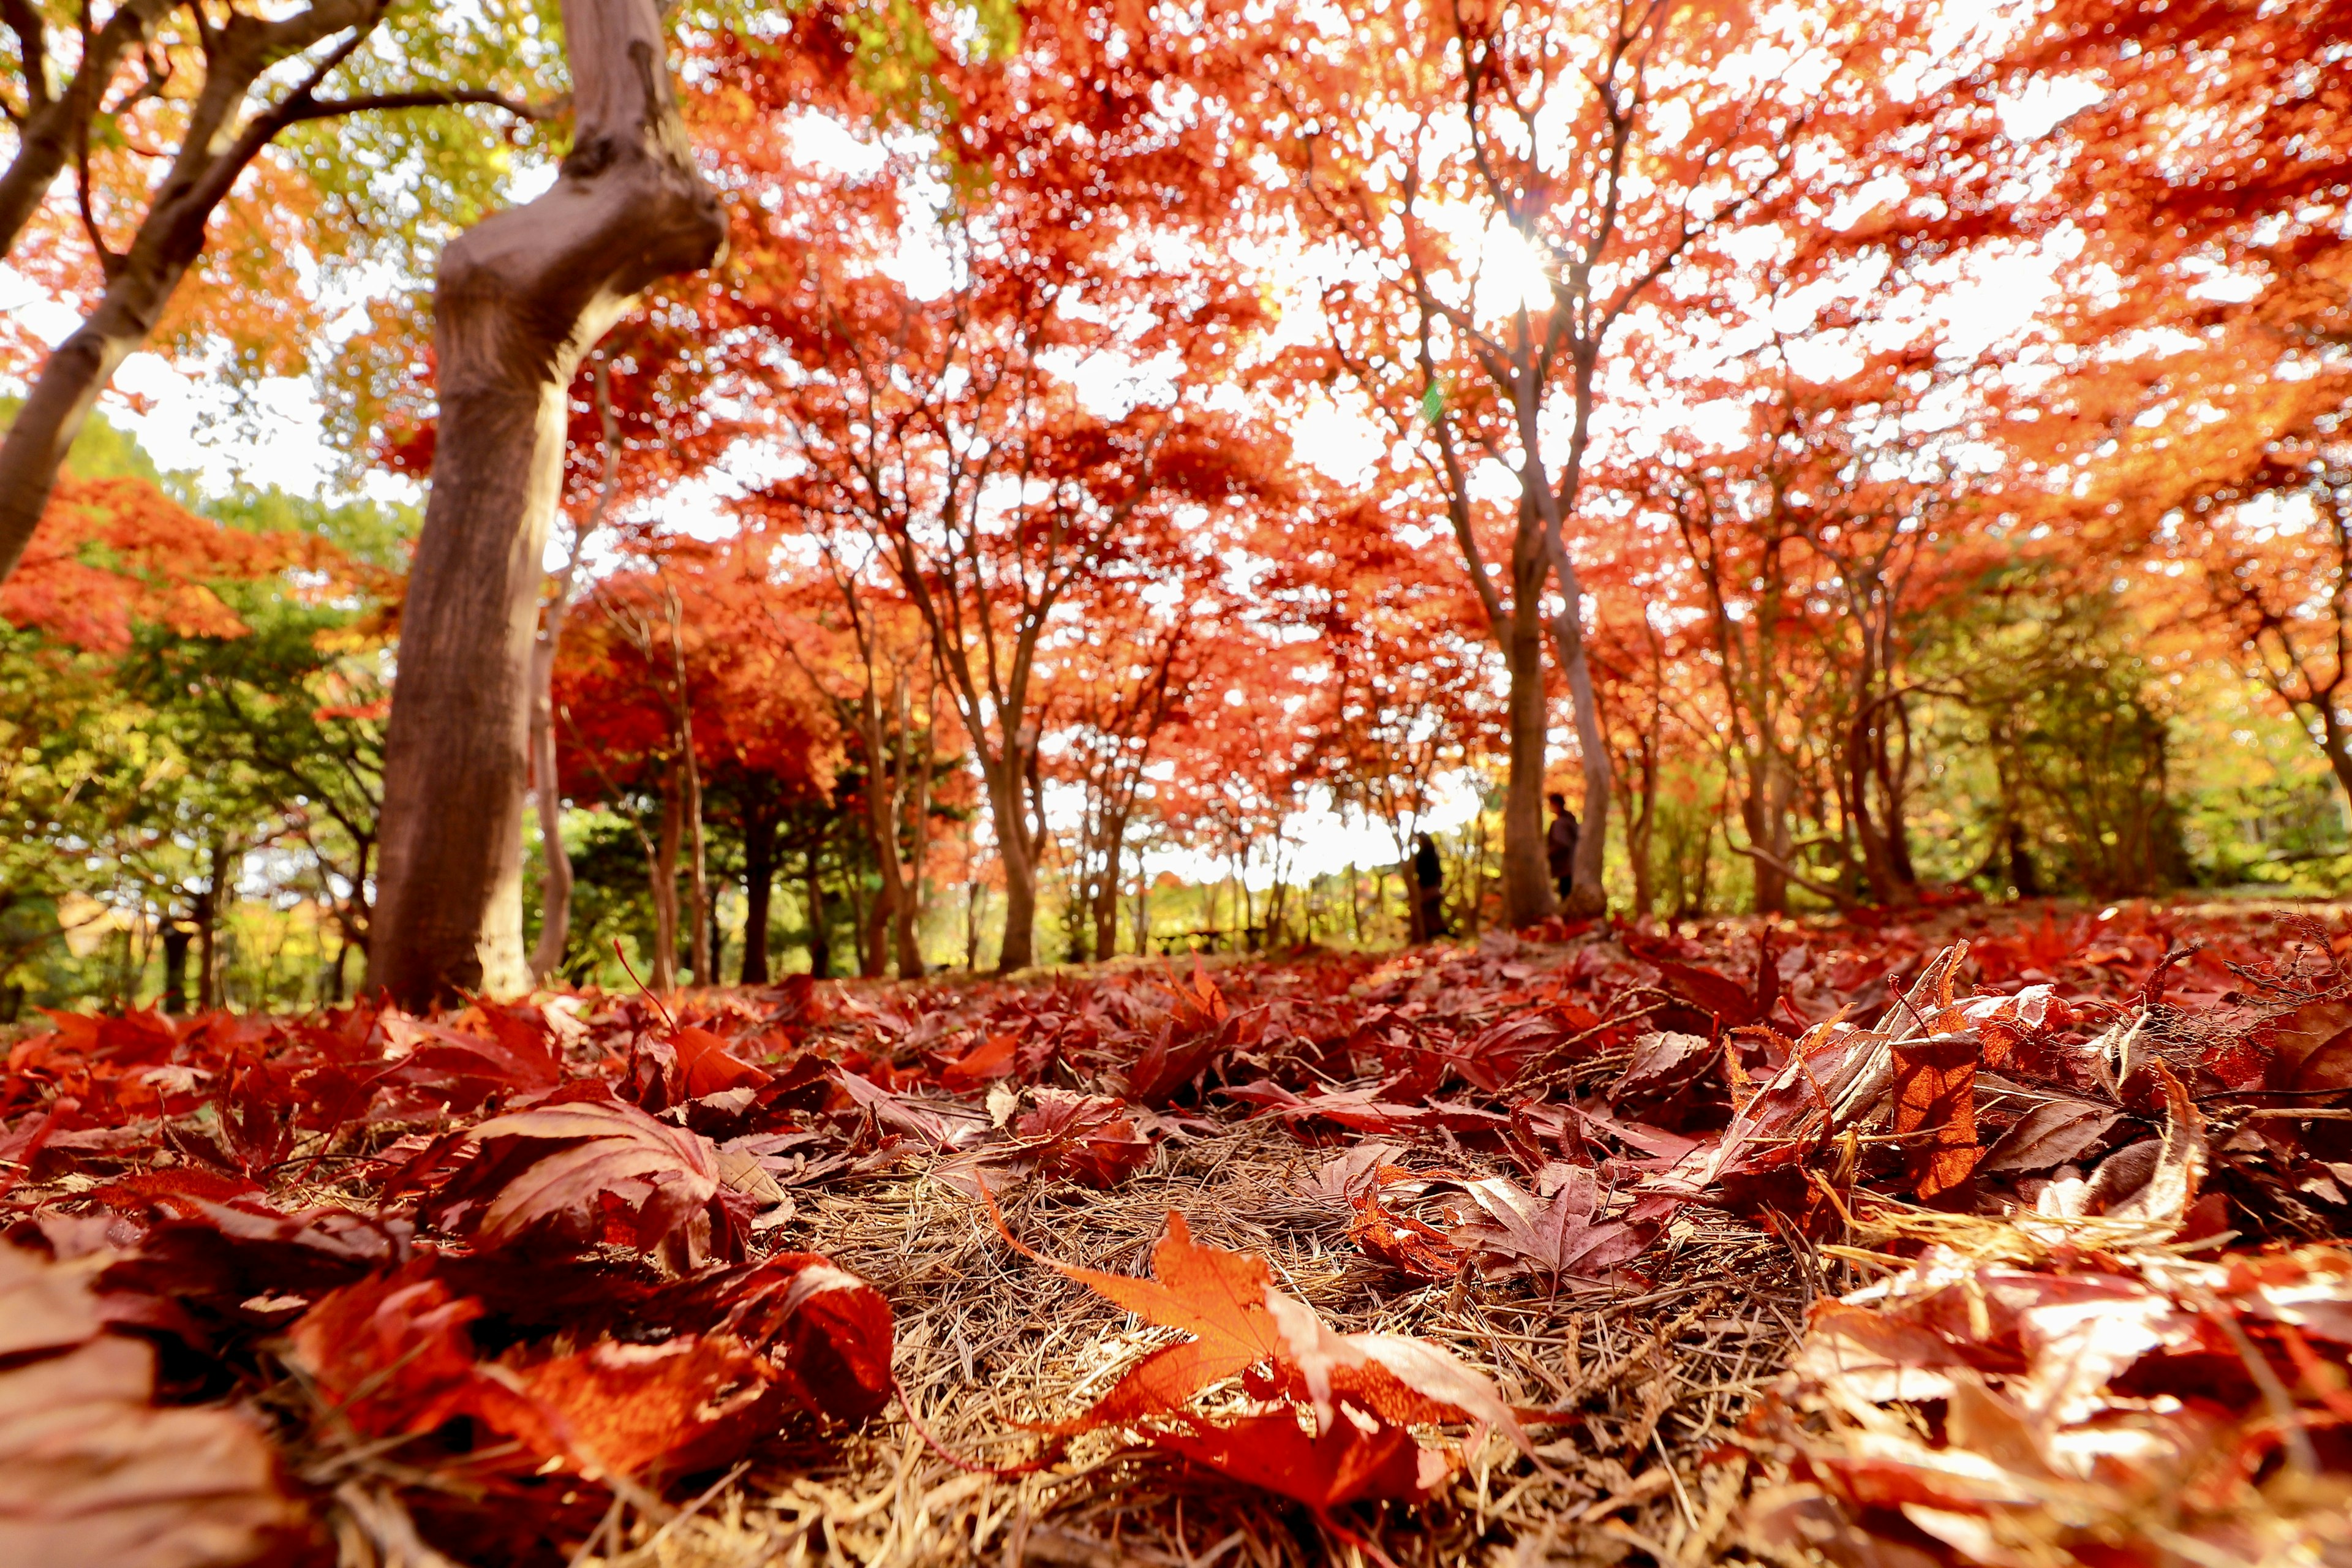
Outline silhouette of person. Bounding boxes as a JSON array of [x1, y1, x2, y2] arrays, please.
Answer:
[[1547, 791, 1580, 902], [1412, 831, 1447, 938]]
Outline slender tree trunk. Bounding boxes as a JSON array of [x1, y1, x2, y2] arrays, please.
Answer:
[[1547, 576, 1613, 918], [990, 763, 1039, 972], [1091, 813, 1127, 963], [1133, 844, 1150, 956], [804, 843, 831, 979], [895, 715, 930, 978], [195, 840, 227, 1011], [650, 787, 680, 992], [1500, 539, 1557, 927], [366, 0, 724, 1009], [740, 797, 775, 984], [160, 924, 192, 1014], [1744, 752, 1793, 916], [527, 361, 616, 982], [682, 742, 710, 984], [859, 876, 889, 978], [856, 704, 903, 978]]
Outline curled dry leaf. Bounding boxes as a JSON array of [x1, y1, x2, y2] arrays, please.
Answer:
[[0, 1244, 301, 1568], [425, 1086, 733, 1271], [1741, 1231, 2352, 1566], [289, 1251, 894, 1481]]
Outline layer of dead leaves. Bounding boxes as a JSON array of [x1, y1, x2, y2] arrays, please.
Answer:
[[1, 901, 2346, 1565]]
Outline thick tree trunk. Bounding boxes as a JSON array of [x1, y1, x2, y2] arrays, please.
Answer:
[[366, 0, 723, 1009], [987, 763, 1039, 972]]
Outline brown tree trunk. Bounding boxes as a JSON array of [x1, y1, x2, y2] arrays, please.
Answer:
[[1499, 532, 1558, 928], [195, 839, 228, 1011], [855, 700, 905, 978], [989, 758, 1039, 973], [1546, 551, 1613, 919], [527, 358, 616, 984], [366, 0, 723, 1009], [1091, 813, 1127, 962], [739, 789, 777, 984], [895, 699, 931, 978], [681, 740, 710, 984], [527, 680, 573, 984], [804, 843, 831, 979], [1744, 755, 1793, 916], [650, 786, 680, 993]]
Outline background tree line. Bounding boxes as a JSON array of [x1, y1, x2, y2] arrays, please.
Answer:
[[2, 0, 2348, 1011]]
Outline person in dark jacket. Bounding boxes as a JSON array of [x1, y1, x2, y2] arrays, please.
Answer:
[[1546, 791, 1580, 901], [1411, 831, 1447, 938]]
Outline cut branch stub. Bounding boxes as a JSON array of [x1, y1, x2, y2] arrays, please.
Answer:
[[368, 0, 726, 1011]]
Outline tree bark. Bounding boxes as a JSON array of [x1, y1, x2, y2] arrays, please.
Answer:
[[739, 788, 777, 984], [366, 0, 723, 1009], [1499, 524, 1558, 928], [1090, 812, 1127, 963], [987, 744, 1041, 973], [895, 695, 931, 978], [159, 924, 192, 1014], [527, 358, 617, 983], [650, 785, 680, 993], [195, 839, 228, 1012], [804, 842, 831, 979], [681, 737, 710, 984]]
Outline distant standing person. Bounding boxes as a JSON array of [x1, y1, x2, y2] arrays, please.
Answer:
[[1547, 792, 1580, 902], [1412, 831, 1448, 939]]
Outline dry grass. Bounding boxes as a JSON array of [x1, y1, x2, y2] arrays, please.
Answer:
[[567, 1117, 1813, 1568]]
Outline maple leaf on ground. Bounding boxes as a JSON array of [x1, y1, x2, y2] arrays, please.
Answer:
[[1612, 1030, 1714, 1106], [1013, 1090, 1156, 1186], [0, 1244, 303, 1568], [1152, 1409, 1448, 1512], [1442, 1169, 1657, 1287], [424, 1085, 734, 1272], [980, 1191, 1544, 1469], [287, 1260, 532, 1445], [1306, 1142, 1408, 1203]]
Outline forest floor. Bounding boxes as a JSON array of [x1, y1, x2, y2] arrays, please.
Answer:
[[4, 898, 2350, 1568]]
